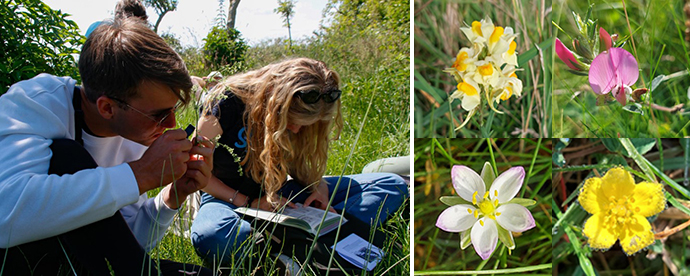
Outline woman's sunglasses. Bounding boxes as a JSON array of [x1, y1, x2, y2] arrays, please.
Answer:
[[294, 89, 341, 104]]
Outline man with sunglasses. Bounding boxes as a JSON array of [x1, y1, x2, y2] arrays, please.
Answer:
[[0, 18, 213, 274]]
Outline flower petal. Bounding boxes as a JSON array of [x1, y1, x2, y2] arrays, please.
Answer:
[[589, 50, 617, 94], [578, 176, 610, 215], [582, 213, 618, 250], [495, 203, 535, 232], [470, 218, 498, 260], [599, 27, 612, 51], [555, 38, 580, 70], [619, 215, 654, 255], [631, 182, 665, 217], [489, 166, 525, 203], [600, 167, 636, 199], [451, 165, 485, 203], [589, 47, 639, 95], [436, 204, 478, 232], [609, 47, 639, 86]]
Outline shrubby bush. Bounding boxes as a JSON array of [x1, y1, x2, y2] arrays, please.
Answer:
[[203, 26, 248, 69], [0, 0, 83, 94]]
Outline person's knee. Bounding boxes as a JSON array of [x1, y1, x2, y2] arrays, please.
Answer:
[[191, 216, 252, 263]]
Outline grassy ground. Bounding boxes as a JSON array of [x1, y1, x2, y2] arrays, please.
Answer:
[[414, 0, 552, 138], [145, 47, 411, 274], [553, 0, 690, 137], [553, 138, 690, 275], [413, 138, 552, 275]]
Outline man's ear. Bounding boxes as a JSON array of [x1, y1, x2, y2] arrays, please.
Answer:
[[96, 96, 116, 119]]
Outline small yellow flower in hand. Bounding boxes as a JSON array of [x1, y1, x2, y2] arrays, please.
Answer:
[[578, 167, 666, 255]]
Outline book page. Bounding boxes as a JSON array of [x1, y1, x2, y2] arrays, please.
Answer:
[[282, 203, 341, 229], [333, 233, 384, 271]]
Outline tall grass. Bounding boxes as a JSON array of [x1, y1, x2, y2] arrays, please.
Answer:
[[553, 138, 690, 275], [146, 3, 411, 272], [413, 138, 552, 275], [553, 0, 690, 137], [414, 0, 552, 138]]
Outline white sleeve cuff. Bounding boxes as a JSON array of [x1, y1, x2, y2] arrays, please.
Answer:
[[154, 192, 178, 224]]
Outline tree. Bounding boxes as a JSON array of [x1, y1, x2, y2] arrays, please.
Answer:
[[0, 0, 83, 94], [143, 0, 178, 33], [274, 0, 296, 50], [227, 0, 241, 30]]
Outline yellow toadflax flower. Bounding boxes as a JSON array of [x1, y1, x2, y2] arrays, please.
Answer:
[[578, 167, 666, 255], [444, 17, 523, 130]]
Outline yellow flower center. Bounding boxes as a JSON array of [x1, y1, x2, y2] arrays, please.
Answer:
[[510, 72, 517, 78], [478, 64, 493, 76], [453, 51, 469, 71], [501, 87, 513, 101], [472, 21, 482, 36], [457, 82, 478, 96], [490, 26, 504, 44], [604, 196, 635, 227], [476, 191, 500, 220], [508, 41, 517, 55]]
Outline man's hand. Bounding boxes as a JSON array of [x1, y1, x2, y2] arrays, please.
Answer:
[[165, 135, 214, 209], [303, 179, 336, 213], [129, 129, 191, 194]]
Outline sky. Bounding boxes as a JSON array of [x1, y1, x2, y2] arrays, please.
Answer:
[[41, 0, 330, 47]]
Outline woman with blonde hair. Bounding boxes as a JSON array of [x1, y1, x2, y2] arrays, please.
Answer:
[[190, 58, 408, 265]]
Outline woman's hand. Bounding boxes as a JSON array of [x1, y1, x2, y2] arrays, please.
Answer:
[[251, 194, 296, 211], [303, 179, 337, 213]]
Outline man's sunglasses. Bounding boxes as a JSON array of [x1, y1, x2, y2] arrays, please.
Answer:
[[110, 97, 181, 126], [294, 89, 341, 104]]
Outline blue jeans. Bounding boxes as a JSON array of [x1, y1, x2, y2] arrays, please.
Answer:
[[190, 173, 409, 265]]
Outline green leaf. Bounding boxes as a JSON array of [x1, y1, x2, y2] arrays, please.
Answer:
[[480, 162, 495, 192], [602, 138, 656, 157], [505, 198, 537, 207], [650, 74, 665, 92], [622, 103, 644, 115], [646, 158, 690, 200], [439, 196, 470, 206], [496, 225, 515, 250], [620, 138, 656, 182], [517, 36, 554, 67], [460, 230, 471, 250]]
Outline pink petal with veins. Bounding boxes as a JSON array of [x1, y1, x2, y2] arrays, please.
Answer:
[[589, 47, 638, 95]]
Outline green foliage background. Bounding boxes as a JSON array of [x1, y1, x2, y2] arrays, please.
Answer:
[[0, 0, 83, 94], [203, 26, 248, 69]]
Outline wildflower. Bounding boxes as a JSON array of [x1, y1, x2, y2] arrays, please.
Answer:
[[446, 18, 523, 129], [450, 78, 481, 112], [555, 38, 587, 71], [578, 167, 665, 255], [436, 163, 536, 260], [588, 45, 639, 105], [460, 18, 495, 45]]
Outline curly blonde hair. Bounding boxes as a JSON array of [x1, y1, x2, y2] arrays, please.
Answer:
[[205, 58, 343, 205]]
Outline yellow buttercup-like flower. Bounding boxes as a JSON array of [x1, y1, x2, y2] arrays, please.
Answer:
[[578, 167, 666, 255]]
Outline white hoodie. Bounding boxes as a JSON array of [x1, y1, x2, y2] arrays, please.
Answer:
[[0, 74, 176, 251]]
